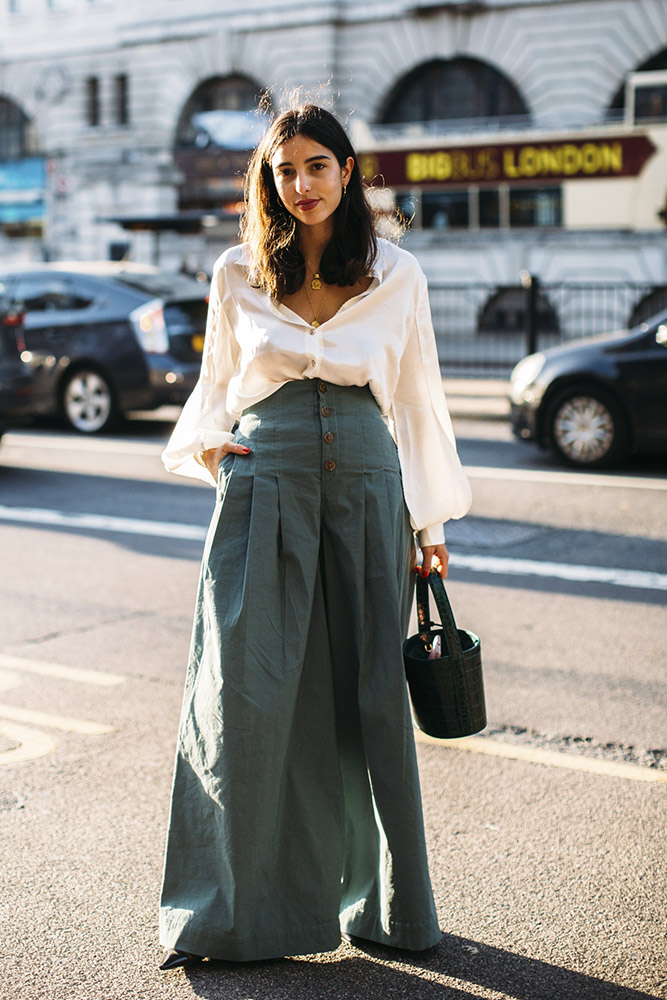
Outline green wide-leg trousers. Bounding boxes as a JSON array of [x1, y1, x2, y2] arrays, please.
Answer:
[[159, 380, 442, 960]]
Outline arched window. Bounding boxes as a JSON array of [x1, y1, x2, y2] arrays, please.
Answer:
[[379, 57, 529, 127], [0, 97, 29, 161], [608, 48, 667, 122], [175, 75, 270, 151]]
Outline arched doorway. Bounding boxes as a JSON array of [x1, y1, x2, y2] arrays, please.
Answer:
[[0, 96, 30, 161], [174, 75, 270, 213], [379, 57, 529, 127]]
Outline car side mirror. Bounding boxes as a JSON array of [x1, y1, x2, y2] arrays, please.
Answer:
[[657, 325, 667, 347]]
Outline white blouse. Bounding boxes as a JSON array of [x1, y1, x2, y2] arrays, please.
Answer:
[[161, 237, 471, 546]]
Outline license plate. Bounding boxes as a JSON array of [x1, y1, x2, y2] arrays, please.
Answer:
[[191, 334, 205, 352]]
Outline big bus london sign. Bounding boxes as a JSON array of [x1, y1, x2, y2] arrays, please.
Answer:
[[359, 134, 656, 187]]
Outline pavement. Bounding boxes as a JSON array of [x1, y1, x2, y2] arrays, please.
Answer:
[[2, 408, 666, 1000], [442, 377, 510, 422]]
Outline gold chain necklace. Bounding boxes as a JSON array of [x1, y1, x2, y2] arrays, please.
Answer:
[[304, 280, 328, 328], [305, 263, 322, 291]]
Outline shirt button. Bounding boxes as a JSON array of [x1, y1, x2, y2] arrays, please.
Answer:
[[318, 382, 327, 392], [323, 431, 334, 444], [310, 360, 316, 367], [309, 329, 316, 336], [324, 459, 336, 472], [321, 405, 331, 417]]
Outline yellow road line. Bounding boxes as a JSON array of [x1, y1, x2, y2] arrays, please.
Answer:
[[0, 654, 125, 687], [414, 731, 667, 783], [0, 703, 114, 736], [0, 722, 57, 765]]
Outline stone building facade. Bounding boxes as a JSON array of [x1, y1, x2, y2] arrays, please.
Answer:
[[0, 0, 665, 312]]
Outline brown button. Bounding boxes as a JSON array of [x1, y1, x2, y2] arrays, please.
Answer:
[[310, 360, 316, 367], [318, 382, 327, 392], [320, 405, 331, 417], [324, 459, 336, 472], [323, 431, 334, 444]]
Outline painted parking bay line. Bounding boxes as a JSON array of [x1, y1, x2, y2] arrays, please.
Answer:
[[0, 653, 125, 687], [0, 703, 114, 735], [414, 731, 667, 783], [2, 503, 666, 593], [0, 721, 56, 765]]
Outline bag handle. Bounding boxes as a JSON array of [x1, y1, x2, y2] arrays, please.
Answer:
[[416, 572, 464, 664]]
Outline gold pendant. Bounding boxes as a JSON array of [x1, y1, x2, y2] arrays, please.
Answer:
[[311, 274, 322, 290], [311, 319, 320, 328]]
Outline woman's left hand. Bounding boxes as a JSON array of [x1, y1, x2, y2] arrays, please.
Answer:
[[418, 543, 449, 579]]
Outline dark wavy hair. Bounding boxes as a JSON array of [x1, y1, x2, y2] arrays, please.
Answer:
[[240, 104, 378, 299]]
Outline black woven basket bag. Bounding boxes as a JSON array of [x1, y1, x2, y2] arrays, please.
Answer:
[[403, 572, 486, 739]]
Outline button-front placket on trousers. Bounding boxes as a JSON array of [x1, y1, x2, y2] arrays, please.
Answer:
[[159, 379, 442, 961]]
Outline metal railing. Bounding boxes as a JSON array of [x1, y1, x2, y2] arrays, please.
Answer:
[[427, 278, 667, 375]]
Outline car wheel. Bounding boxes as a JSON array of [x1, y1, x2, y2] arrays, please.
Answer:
[[61, 368, 117, 433], [548, 387, 629, 468]]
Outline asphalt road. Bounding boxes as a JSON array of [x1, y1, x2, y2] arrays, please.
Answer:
[[0, 412, 665, 1000]]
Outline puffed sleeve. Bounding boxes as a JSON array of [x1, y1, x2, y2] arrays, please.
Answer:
[[391, 265, 472, 546], [161, 255, 241, 485]]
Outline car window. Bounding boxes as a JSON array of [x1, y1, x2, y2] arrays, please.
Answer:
[[0, 278, 12, 312], [11, 276, 93, 312], [163, 300, 208, 336]]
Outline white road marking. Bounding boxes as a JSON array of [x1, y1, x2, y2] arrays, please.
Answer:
[[3, 431, 159, 456], [414, 731, 667, 783], [0, 653, 125, 687], [1, 504, 665, 592], [465, 465, 667, 491], [0, 504, 206, 540], [0, 669, 20, 693], [0, 721, 56, 766], [0, 703, 115, 735], [449, 553, 667, 591]]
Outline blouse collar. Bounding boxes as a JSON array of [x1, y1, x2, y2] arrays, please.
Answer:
[[232, 239, 388, 284], [232, 239, 387, 329]]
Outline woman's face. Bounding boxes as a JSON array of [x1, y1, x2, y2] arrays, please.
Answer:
[[271, 134, 354, 230]]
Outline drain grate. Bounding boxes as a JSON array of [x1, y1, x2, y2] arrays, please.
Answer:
[[483, 725, 667, 771]]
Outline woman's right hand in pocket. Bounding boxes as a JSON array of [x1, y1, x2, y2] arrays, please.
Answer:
[[200, 441, 251, 480]]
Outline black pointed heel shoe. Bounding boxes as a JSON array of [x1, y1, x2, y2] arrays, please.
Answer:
[[341, 932, 438, 955], [158, 948, 203, 971]]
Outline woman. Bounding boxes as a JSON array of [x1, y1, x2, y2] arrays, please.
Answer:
[[158, 103, 471, 970]]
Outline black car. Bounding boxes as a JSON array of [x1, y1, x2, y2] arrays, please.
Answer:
[[0, 334, 37, 442], [0, 263, 208, 433], [509, 308, 667, 468]]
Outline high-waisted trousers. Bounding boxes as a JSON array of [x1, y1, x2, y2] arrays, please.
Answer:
[[159, 379, 441, 961]]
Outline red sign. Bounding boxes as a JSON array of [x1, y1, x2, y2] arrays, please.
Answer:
[[359, 135, 656, 187]]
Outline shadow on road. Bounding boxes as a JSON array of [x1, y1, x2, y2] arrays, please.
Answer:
[[2, 466, 666, 606], [177, 934, 658, 1000]]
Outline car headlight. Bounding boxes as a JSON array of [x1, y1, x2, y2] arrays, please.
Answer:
[[510, 353, 546, 403], [130, 298, 169, 354]]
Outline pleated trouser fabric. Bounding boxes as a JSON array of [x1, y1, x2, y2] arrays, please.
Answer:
[[159, 379, 441, 961]]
